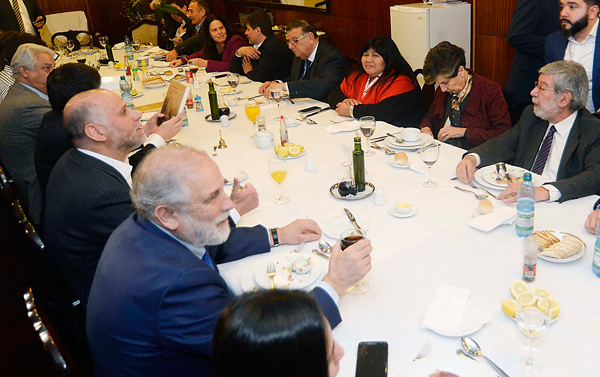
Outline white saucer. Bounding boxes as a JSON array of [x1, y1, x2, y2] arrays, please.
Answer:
[[388, 159, 411, 168], [388, 206, 418, 218], [285, 119, 300, 128]]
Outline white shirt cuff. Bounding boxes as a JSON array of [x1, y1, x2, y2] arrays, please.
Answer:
[[541, 184, 561, 202], [145, 133, 166, 148], [229, 208, 241, 224], [465, 153, 481, 167], [317, 281, 340, 305], [284, 83, 289, 92]]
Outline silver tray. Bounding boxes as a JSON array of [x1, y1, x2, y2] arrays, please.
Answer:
[[329, 182, 375, 200]]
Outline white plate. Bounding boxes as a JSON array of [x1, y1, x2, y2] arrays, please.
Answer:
[[388, 206, 418, 218], [429, 321, 485, 337], [537, 230, 587, 263], [400, 356, 497, 377], [384, 136, 432, 150], [240, 256, 325, 292], [388, 159, 411, 168], [506, 312, 559, 324], [385, 133, 433, 148], [283, 150, 306, 159], [141, 81, 167, 88], [285, 119, 300, 128], [480, 164, 533, 188], [221, 88, 242, 96], [254, 254, 322, 290], [222, 170, 248, 185], [321, 215, 370, 239], [473, 169, 505, 192]]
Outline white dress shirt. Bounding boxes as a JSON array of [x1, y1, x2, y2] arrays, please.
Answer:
[[285, 41, 319, 92], [564, 17, 598, 113], [78, 148, 133, 187], [19, 82, 48, 101]]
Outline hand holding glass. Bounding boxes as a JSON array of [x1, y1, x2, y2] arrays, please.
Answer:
[[340, 228, 369, 295], [268, 157, 290, 205]]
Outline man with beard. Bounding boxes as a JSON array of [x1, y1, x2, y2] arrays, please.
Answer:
[[546, 0, 600, 113], [86, 145, 373, 377], [456, 60, 600, 203]]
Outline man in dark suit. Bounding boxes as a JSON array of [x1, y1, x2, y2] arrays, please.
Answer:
[[505, 0, 560, 123], [165, 0, 209, 61], [229, 9, 293, 82], [456, 60, 600, 203], [259, 20, 348, 102], [86, 145, 373, 377], [0, 0, 45, 36], [545, 0, 600, 113]]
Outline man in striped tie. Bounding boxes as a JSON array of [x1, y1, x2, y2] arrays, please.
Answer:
[[0, 0, 45, 36], [456, 60, 600, 204]]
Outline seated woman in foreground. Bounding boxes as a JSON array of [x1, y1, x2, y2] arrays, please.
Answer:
[[420, 41, 511, 149], [212, 290, 344, 377], [169, 14, 246, 72], [328, 35, 424, 128]]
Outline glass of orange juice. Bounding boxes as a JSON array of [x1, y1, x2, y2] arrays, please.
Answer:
[[268, 157, 290, 205], [245, 100, 261, 129]]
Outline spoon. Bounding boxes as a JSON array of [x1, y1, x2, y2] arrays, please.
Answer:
[[318, 240, 332, 254], [454, 186, 488, 200], [461, 337, 510, 377], [386, 132, 404, 143], [455, 349, 477, 361]]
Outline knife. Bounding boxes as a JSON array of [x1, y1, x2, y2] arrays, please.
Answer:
[[312, 249, 330, 259], [302, 107, 331, 118], [343, 208, 362, 231]]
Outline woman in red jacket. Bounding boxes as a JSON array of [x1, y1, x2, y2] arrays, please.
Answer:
[[420, 41, 511, 149], [169, 14, 245, 72], [328, 35, 424, 128]]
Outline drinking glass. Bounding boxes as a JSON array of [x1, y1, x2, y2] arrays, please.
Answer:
[[245, 100, 260, 128], [268, 157, 290, 205], [53, 45, 64, 62], [359, 116, 376, 157], [98, 36, 108, 59], [515, 293, 551, 376], [420, 141, 440, 188], [340, 228, 368, 294], [66, 40, 75, 56], [189, 61, 199, 81], [227, 73, 239, 97], [271, 86, 283, 117]]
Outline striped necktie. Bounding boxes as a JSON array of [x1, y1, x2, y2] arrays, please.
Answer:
[[12, 0, 26, 33], [300, 59, 312, 80], [531, 125, 556, 175]]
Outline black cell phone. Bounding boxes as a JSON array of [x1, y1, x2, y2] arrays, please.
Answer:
[[355, 341, 388, 377], [298, 105, 322, 114]]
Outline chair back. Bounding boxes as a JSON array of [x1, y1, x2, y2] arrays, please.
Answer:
[[129, 19, 162, 46], [414, 68, 435, 112], [345, 55, 360, 72], [42, 11, 89, 48], [51, 31, 94, 51]]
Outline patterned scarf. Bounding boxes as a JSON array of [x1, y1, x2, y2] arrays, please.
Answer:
[[451, 72, 473, 112]]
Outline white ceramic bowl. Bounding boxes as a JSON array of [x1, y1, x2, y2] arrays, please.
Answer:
[[285, 118, 299, 127], [402, 128, 421, 142], [254, 130, 274, 149], [395, 202, 412, 214], [291, 256, 313, 274]]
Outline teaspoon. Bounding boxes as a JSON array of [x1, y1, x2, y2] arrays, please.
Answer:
[[461, 337, 509, 377], [454, 186, 488, 200], [318, 240, 332, 254]]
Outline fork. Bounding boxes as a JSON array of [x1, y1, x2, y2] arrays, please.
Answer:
[[468, 181, 497, 199], [413, 341, 432, 361], [370, 143, 395, 155], [267, 262, 276, 290]]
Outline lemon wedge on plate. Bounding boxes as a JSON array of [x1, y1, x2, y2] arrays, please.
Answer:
[[501, 299, 517, 317], [288, 146, 301, 157], [510, 280, 530, 298], [537, 298, 560, 319], [533, 287, 553, 299], [515, 292, 537, 307]]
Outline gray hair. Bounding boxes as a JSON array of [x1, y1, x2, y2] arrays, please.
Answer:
[[539, 60, 588, 111], [63, 89, 109, 145], [131, 145, 209, 220], [10, 43, 54, 77]]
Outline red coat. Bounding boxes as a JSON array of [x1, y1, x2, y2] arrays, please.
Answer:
[[420, 70, 511, 148]]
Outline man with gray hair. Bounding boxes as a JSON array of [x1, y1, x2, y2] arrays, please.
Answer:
[[86, 144, 373, 376], [456, 60, 600, 203], [0, 42, 54, 224]]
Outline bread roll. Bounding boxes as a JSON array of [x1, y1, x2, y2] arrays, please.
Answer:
[[394, 152, 408, 165], [478, 199, 494, 215]]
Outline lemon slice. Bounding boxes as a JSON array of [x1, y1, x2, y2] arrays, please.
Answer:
[[537, 298, 560, 319], [533, 287, 553, 299], [131, 89, 138, 96], [501, 299, 517, 317], [274, 145, 289, 157], [288, 146, 301, 157], [516, 292, 537, 307], [297, 144, 305, 153], [284, 143, 295, 147], [510, 280, 530, 298]]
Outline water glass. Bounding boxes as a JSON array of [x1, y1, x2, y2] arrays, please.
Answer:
[[515, 293, 551, 376], [359, 116, 376, 157], [420, 141, 440, 188]]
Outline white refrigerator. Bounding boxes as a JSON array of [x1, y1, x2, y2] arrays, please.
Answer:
[[390, 2, 471, 72]]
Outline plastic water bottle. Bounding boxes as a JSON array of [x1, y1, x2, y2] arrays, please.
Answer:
[[515, 173, 535, 237], [593, 221, 600, 277]]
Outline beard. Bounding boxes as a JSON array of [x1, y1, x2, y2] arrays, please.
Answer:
[[561, 14, 589, 39], [183, 212, 231, 247], [533, 96, 560, 121], [112, 123, 146, 154]]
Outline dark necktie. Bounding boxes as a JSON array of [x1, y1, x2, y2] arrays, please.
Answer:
[[300, 59, 312, 80], [12, 0, 26, 33], [202, 250, 215, 269], [531, 125, 557, 175]]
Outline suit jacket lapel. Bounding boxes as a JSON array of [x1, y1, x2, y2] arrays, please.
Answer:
[[524, 117, 550, 170], [309, 42, 325, 79], [557, 110, 582, 179]]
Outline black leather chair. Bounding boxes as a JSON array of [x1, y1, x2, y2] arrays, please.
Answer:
[[51, 30, 94, 51], [414, 68, 436, 112]]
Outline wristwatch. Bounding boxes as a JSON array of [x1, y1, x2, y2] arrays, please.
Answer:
[[270, 228, 280, 246]]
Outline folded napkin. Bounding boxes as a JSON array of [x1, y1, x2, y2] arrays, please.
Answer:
[[325, 120, 359, 134], [422, 285, 492, 336], [467, 205, 515, 232], [114, 42, 125, 49], [141, 46, 163, 56]]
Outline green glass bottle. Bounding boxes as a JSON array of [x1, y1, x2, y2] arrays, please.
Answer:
[[208, 79, 219, 120], [353, 132, 365, 192], [105, 40, 115, 62]]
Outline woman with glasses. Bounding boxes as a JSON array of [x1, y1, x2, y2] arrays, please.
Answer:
[[328, 35, 424, 128], [420, 41, 511, 149], [169, 14, 245, 72], [213, 290, 345, 377]]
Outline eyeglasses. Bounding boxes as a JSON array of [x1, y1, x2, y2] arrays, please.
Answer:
[[534, 81, 555, 92], [287, 33, 309, 46]]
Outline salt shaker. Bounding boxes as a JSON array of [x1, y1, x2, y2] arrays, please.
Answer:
[[522, 237, 540, 283]]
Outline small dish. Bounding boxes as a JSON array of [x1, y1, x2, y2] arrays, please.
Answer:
[[205, 112, 237, 122], [329, 182, 375, 200], [291, 256, 313, 274], [395, 202, 412, 214], [388, 206, 418, 218], [388, 159, 411, 168], [285, 118, 300, 128]]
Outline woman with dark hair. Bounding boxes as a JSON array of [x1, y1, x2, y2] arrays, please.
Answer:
[[328, 35, 424, 127], [169, 14, 246, 72], [213, 290, 344, 377], [420, 41, 511, 149]]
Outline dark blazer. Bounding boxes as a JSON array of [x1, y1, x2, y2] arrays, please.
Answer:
[[43, 148, 152, 305], [287, 40, 348, 102], [0, 0, 45, 36], [87, 214, 341, 377], [229, 34, 293, 82], [175, 25, 204, 56], [506, 0, 560, 103], [469, 106, 600, 202], [546, 30, 600, 111]]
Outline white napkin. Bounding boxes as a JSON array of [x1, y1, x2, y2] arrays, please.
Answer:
[[99, 76, 120, 91], [467, 205, 515, 232], [140, 46, 163, 56], [114, 42, 125, 49], [153, 60, 171, 68], [325, 120, 359, 134]]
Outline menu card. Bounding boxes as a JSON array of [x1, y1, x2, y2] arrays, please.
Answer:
[[158, 80, 189, 125]]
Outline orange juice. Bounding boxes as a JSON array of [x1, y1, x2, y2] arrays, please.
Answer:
[[270, 170, 287, 183], [245, 105, 260, 123]]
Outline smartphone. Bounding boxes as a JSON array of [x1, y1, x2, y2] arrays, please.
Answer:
[[298, 106, 322, 114], [355, 341, 388, 377]]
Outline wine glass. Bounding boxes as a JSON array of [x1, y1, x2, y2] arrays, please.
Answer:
[[53, 45, 64, 62], [66, 40, 75, 57], [420, 141, 440, 188], [98, 36, 108, 59], [227, 73, 239, 97], [245, 100, 260, 128], [188, 61, 199, 81], [359, 116, 376, 157], [515, 293, 551, 376], [271, 86, 283, 117], [340, 228, 369, 294], [268, 157, 290, 205]]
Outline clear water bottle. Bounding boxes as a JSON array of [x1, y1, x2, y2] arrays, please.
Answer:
[[593, 221, 600, 277], [515, 172, 535, 237]]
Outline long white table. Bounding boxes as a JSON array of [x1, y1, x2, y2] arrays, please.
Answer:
[[102, 64, 600, 377]]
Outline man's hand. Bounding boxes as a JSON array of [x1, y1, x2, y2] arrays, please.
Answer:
[[143, 112, 162, 136], [585, 209, 600, 234], [230, 178, 259, 216], [172, 37, 183, 47], [323, 239, 372, 296], [421, 127, 433, 137], [169, 59, 183, 68], [242, 55, 253, 74], [259, 81, 285, 98], [166, 50, 179, 62], [496, 183, 550, 203], [456, 155, 477, 183], [155, 112, 183, 141], [33, 16, 45, 28], [237, 46, 260, 59], [276, 219, 321, 245], [437, 126, 466, 142]]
